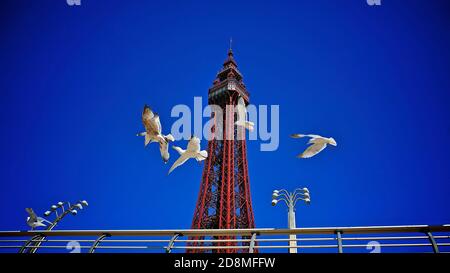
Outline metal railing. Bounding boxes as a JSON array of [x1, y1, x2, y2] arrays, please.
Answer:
[[0, 224, 449, 253]]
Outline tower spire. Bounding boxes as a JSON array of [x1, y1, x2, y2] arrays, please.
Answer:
[[224, 39, 237, 67]]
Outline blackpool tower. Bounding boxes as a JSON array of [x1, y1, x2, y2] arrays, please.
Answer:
[[188, 48, 256, 253]]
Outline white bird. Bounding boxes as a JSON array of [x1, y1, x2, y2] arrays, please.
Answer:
[[137, 105, 175, 163], [235, 96, 254, 132], [168, 136, 208, 174], [290, 134, 337, 158], [26, 208, 51, 230]]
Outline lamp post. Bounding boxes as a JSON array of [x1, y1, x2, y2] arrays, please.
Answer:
[[272, 188, 310, 253], [21, 200, 89, 253]]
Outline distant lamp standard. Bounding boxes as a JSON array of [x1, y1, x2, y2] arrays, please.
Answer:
[[21, 200, 89, 253], [272, 188, 310, 253]]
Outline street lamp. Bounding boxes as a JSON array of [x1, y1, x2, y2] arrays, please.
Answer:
[[21, 200, 89, 253], [271, 188, 311, 253]]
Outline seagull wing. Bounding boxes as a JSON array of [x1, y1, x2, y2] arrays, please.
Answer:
[[172, 146, 185, 155], [297, 142, 327, 158], [238, 96, 245, 107], [236, 97, 247, 122], [25, 208, 37, 222], [187, 137, 201, 152], [168, 154, 191, 174], [142, 105, 155, 131], [152, 114, 163, 135], [291, 134, 322, 139], [143, 113, 162, 136]]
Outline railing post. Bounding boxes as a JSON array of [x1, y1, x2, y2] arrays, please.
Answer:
[[89, 233, 111, 253], [248, 232, 257, 253], [425, 231, 440, 253], [335, 231, 343, 253], [166, 233, 181, 253]]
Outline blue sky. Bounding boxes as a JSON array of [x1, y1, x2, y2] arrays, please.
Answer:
[[0, 0, 449, 252]]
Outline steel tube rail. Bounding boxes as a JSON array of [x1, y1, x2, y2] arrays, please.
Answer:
[[3, 243, 449, 250], [1, 225, 449, 253], [3, 242, 449, 249], [2, 225, 450, 237], [2, 235, 449, 243]]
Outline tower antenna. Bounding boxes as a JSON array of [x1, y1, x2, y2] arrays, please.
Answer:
[[229, 37, 233, 51]]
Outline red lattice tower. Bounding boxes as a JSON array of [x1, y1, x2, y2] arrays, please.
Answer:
[[188, 49, 256, 253]]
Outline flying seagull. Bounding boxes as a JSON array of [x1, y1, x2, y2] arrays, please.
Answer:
[[290, 134, 337, 158], [26, 208, 51, 230], [235, 96, 254, 132], [168, 136, 208, 174], [137, 105, 175, 163]]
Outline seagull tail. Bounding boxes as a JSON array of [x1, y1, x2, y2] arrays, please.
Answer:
[[36, 222, 46, 227]]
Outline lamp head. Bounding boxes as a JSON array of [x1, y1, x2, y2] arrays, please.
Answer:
[[271, 199, 278, 206]]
